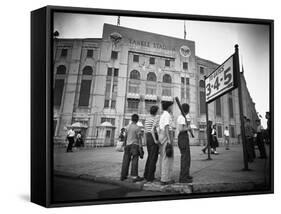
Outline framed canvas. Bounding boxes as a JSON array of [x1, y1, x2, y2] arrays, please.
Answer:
[[31, 5, 274, 207]]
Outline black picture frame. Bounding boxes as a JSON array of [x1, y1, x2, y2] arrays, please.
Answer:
[[31, 5, 274, 208]]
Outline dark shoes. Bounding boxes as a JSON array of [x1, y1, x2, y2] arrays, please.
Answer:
[[132, 176, 144, 182], [120, 177, 127, 181], [202, 149, 206, 154], [179, 176, 193, 183]]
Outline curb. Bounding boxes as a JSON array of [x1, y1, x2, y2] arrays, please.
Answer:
[[54, 170, 267, 194], [54, 170, 144, 190]]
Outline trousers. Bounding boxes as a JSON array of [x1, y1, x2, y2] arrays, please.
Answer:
[[143, 133, 159, 181], [120, 144, 140, 179], [178, 131, 191, 182]]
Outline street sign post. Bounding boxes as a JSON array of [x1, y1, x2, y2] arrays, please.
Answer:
[[204, 45, 248, 170], [205, 55, 237, 104]]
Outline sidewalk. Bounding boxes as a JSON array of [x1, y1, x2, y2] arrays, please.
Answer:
[[54, 144, 270, 194]]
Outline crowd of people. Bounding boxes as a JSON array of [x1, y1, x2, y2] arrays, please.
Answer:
[[119, 101, 194, 185], [116, 101, 270, 185], [64, 101, 270, 184], [65, 129, 84, 152]]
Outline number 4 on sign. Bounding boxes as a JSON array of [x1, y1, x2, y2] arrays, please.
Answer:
[[214, 77, 220, 90]]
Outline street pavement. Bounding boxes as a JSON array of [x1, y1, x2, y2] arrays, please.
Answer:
[[54, 144, 271, 194], [53, 176, 173, 203]]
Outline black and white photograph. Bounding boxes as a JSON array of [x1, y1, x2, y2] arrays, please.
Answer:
[[50, 10, 273, 204]]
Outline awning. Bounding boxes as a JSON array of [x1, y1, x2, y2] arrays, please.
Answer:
[[127, 93, 140, 100], [144, 94, 157, 101], [162, 96, 173, 102]]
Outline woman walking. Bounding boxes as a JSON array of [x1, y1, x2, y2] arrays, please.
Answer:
[[158, 101, 174, 185], [143, 106, 160, 182]]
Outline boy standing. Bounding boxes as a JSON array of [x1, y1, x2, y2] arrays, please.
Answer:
[[224, 126, 230, 150], [177, 103, 193, 183], [120, 114, 143, 182]]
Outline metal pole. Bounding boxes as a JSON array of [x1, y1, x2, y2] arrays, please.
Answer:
[[204, 76, 211, 160], [235, 44, 249, 170]]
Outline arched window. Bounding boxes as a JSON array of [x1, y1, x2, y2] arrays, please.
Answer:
[[163, 74, 172, 83], [130, 70, 140, 80], [147, 72, 156, 82], [56, 65, 66, 74], [82, 66, 93, 75], [199, 80, 205, 88], [79, 66, 93, 107]]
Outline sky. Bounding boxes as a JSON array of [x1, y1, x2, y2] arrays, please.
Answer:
[[54, 13, 270, 127]]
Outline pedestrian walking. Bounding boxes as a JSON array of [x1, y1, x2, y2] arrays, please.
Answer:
[[211, 125, 219, 154], [177, 103, 193, 183], [66, 128, 75, 152], [224, 126, 230, 150], [120, 114, 143, 182], [116, 128, 126, 152], [202, 120, 212, 154], [75, 132, 84, 148], [158, 101, 174, 185], [244, 117, 255, 162], [256, 120, 267, 159], [143, 105, 160, 182]]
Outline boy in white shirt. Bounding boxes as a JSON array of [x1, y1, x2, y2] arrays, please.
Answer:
[[177, 103, 193, 183]]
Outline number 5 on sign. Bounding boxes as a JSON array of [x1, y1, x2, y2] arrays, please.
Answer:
[[205, 55, 236, 103]]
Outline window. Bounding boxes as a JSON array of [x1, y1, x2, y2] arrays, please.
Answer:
[[186, 78, 190, 85], [78, 80, 91, 107], [217, 125, 222, 138], [199, 80, 205, 88], [104, 99, 110, 108], [129, 84, 139, 93], [181, 77, 185, 84], [54, 79, 64, 106], [216, 98, 222, 117], [200, 66, 204, 74], [228, 96, 234, 119], [111, 100, 116, 108], [162, 88, 172, 96], [230, 126, 236, 138], [147, 72, 156, 82], [163, 74, 172, 83], [106, 130, 111, 138], [78, 66, 93, 107], [130, 70, 140, 80], [82, 66, 93, 75], [127, 100, 139, 113], [86, 49, 93, 58], [61, 49, 68, 57], [133, 55, 139, 62], [200, 91, 206, 114], [56, 65, 66, 75], [165, 59, 170, 67], [149, 57, 155, 65], [183, 62, 188, 70], [107, 67, 112, 76], [114, 68, 119, 77], [146, 87, 156, 95], [111, 51, 118, 60]]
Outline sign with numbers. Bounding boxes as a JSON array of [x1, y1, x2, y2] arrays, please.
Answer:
[[205, 55, 237, 103]]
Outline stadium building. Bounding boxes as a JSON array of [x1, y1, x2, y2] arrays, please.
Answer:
[[53, 23, 258, 146]]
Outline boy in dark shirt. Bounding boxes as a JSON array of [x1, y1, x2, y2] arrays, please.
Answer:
[[120, 114, 143, 182]]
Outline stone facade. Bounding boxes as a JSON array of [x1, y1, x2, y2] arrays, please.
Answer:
[[53, 23, 258, 146]]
